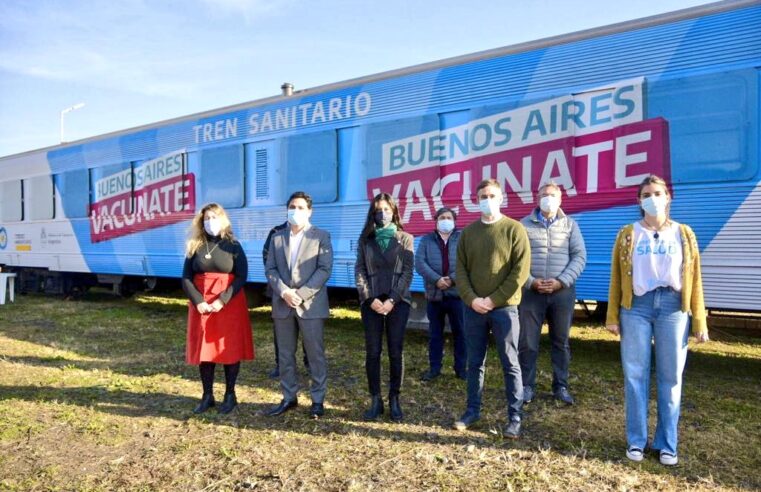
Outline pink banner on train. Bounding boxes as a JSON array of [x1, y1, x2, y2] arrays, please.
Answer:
[[367, 118, 670, 235], [89, 173, 196, 243]]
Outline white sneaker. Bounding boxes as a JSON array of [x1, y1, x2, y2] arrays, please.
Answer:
[[626, 446, 644, 462], [660, 451, 678, 466]]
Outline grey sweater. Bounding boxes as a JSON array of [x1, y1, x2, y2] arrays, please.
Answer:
[[520, 209, 586, 289]]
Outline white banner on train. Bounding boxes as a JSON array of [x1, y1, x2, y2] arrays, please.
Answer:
[[381, 77, 644, 177], [93, 150, 185, 202]]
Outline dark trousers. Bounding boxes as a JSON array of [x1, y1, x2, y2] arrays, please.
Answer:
[[518, 286, 575, 391], [426, 297, 466, 374], [273, 326, 309, 369], [274, 314, 327, 403], [464, 305, 523, 420], [361, 301, 410, 397]]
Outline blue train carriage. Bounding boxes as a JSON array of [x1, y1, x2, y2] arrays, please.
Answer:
[[0, 0, 759, 312]]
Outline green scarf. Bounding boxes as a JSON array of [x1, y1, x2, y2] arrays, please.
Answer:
[[374, 223, 397, 251]]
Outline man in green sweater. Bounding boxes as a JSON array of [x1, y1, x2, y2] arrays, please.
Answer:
[[454, 178, 530, 439]]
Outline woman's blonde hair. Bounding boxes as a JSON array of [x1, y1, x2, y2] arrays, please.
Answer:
[[185, 203, 235, 257]]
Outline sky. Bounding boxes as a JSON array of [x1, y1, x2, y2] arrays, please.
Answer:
[[0, 0, 715, 158]]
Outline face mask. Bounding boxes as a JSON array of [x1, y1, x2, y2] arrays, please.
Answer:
[[203, 218, 222, 237], [287, 208, 309, 227], [641, 195, 668, 217], [540, 195, 561, 215], [374, 210, 393, 227], [437, 219, 455, 234], [479, 197, 501, 217]]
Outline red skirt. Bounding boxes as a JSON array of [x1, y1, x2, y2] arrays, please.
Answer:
[[186, 272, 254, 365]]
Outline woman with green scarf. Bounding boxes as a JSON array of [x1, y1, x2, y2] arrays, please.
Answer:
[[355, 192, 414, 422]]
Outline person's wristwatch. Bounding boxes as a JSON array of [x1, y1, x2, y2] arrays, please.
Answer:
[[387, 298, 395, 304]]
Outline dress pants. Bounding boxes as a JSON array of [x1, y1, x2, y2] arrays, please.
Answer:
[[274, 313, 327, 403], [518, 286, 576, 392]]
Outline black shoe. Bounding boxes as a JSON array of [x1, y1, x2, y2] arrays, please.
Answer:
[[554, 387, 575, 406], [523, 386, 535, 404], [267, 398, 298, 417], [389, 395, 403, 422], [193, 393, 215, 414], [420, 369, 441, 382], [455, 370, 467, 380], [218, 392, 238, 414], [268, 367, 280, 379], [309, 402, 325, 419], [503, 419, 521, 439], [453, 410, 480, 431], [363, 395, 384, 421]]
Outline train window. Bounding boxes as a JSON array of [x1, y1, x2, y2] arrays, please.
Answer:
[[338, 126, 366, 202], [245, 140, 280, 206], [439, 110, 470, 131], [199, 144, 244, 208], [24, 175, 55, 220], [281, 131, 337, 203], [54, 169, 89, 219], [90, 162, 134, 214], [0, 180, 23, 221], [647, 70, 758, 183]]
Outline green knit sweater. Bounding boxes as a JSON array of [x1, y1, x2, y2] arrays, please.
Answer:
[[455, 216, 531, 307]]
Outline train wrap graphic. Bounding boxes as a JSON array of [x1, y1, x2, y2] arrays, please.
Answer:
[[0, 1, 760, 310]]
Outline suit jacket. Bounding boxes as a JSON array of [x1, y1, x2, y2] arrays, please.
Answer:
[[266, 225, 333, 319]]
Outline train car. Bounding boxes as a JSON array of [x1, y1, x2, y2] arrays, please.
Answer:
[[1, 0, 760, 312]]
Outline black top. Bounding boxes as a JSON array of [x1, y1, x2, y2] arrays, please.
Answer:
[[182, 235, 248, 306], [262, 221, 289, 267]]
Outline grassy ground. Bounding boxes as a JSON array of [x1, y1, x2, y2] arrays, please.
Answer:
[[0, 291, 759, 491]]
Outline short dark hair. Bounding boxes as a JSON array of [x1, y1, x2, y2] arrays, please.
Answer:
[[435, 207, 457, 221], [287, 191, 312, 209], [476, 178, 500, 193]]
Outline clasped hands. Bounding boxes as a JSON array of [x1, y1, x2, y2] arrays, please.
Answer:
[[281, 289, 304, 309], [196, 299, 224, 315], [370, 298, 395, 315], [531, 278, 562, 294], [435, 276, 453, 290], [470, 296, 495, 314]]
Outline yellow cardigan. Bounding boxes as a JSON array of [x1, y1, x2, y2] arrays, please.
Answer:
[[605, 223, 707, 335]]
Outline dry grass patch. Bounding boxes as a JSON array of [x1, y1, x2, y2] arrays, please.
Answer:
[[0, 291, 759, 490]]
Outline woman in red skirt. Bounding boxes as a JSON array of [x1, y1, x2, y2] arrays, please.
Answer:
[[182, 203, 254, 414]]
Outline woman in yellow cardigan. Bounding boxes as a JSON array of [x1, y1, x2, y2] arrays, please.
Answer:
[[606, 175, 709, 466]]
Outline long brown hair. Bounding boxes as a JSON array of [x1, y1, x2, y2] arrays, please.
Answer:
[[637, 175, 671, 218], [360, 193, 404, 240], [185, 203, 235, 257]]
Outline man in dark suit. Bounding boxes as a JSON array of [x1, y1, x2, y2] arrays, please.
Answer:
[[265, 191, 333, 418], [263, 221, 309, 379]]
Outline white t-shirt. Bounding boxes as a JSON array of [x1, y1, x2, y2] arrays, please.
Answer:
[[632, 221, 683, 296]]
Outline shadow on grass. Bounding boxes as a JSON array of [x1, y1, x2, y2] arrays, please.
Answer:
[[2, 294, 761, 489]]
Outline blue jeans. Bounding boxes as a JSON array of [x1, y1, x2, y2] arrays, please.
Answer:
[[426, 296, 466, 374], [620, 287, 689, 455], [463, 305, 523, 420], [518, 285, 576, 392]]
